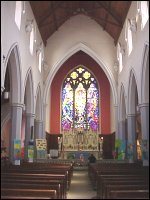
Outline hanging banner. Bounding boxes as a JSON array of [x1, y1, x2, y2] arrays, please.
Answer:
[[14, 139, 21, 160], [28, 145, 34, 162], [36, 139, 47, 159]]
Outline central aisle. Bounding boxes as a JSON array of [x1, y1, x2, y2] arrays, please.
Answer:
[[67, 168, 96, 199]]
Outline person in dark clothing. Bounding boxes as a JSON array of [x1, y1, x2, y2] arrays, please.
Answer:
[[88, 153, 96, 163]]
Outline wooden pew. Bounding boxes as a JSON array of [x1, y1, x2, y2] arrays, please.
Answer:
[[1, 173, 67, 199], [1, 188, 57, 199], [109, 189, 149, 199]]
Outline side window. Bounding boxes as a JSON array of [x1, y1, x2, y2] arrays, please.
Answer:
[[15, 1, 22, 30], [117, 43, 123, 73]]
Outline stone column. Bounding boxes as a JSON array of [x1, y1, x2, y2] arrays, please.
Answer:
[[10, 103, 24, 164], [139, 103, 149, 166], [118, 120, 126, 140], [43, 103, 48, 135], [127, 114, 136, 162], [34, 120, 44, 139], [114, 105, 119, 139], [24, 113, 35, 160]]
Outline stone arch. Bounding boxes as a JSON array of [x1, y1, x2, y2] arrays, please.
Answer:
[[3, 43, 22, 103], [119, 84, 127, 141], [35, 83, 42, 121], [141, 43, 149, 104], [34, 84, 43, 138], [127, 69, 139, 115], [43, 43, 117, 106], [23, 68, 34, 114]]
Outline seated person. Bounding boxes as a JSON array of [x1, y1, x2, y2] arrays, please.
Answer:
[[88, 153, 96, 163]]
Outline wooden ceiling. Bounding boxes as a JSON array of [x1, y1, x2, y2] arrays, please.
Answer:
[[30, 1, 131, 46]]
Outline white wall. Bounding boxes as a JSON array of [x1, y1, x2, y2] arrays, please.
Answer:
[[1, 1, 44, 110], [44, 14, 117, 81], [118, 1, 149, 112]]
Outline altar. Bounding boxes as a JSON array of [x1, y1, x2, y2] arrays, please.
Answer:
[[60, 128, 101, 160], [62, 129, 99, 151]]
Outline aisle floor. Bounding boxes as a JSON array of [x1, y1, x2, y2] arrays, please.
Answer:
[[67, 169, 96, 199]]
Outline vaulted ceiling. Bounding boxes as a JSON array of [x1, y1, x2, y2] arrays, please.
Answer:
[[30, 1, 131, 46]]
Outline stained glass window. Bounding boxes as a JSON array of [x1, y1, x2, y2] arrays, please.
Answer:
[[61, 66, 99, 131]]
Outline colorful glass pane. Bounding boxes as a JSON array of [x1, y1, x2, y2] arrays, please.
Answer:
[[61, 66, 99, 132], [61, 83, 73, 130], [87, 83, 99, 131], [75, 83, 86, 128]]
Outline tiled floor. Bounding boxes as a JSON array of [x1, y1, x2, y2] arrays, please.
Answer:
[[67, 169, 96, 199]]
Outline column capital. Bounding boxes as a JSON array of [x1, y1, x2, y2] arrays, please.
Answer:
[[11, 103, 24, 108], [127, 114, 136, 117], [26, 113, 35, 118], [35, 119, 43, 123], [138, 103, 149, 108], [114, 104, 118, 108]]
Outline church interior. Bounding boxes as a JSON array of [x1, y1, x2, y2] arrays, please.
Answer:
[[1, 1, 149, 199]]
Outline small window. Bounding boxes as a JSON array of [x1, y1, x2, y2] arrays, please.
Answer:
[[125, 19, 133, 56], [127, 20, 133, 56], [140, 1, 149, 30], [15, 1, 22, 30], [117, 43, 123, 73], [38, 51, 42, 72], [30, 27, 34, 55]]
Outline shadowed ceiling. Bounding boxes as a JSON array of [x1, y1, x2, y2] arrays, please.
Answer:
[[30, 1, 131, 46]]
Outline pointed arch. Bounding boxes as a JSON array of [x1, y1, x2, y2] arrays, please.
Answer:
[[23, 68, 34, 114], [3, 43, 22, 103], [43, 43, 117, 106], [35, 83, 42, 121], [61, 65, 100, 131], [119, 84, 127, 121], [127, 69, 139, 115], [141, 43, 149, 104]]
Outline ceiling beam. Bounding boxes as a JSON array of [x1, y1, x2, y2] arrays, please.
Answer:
[[39, 2, 62, 27], [91, 15, 122, 28], [96, 1, 123, 26], [103, 2, 111, 30], [50, 1, 58, 31]]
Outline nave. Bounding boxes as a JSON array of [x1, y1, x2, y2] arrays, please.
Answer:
[[1, 159, 149, 199], [67, 168, 96, 199]]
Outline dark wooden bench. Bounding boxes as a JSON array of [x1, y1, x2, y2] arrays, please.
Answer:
[[105, 184, 149, 199], [1, 196, 52, 199], [97, 175, 149, 198], [1, 188, 57, 199], [1, 173, 67, 199], [109, 189, 149, 199]]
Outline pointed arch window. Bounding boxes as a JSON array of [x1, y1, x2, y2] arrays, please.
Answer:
[[125, 19, 133, 56], [15, 1, 22, 30], [117, 43, 123, 72], [61, 66, 99, 132], [137, 1, 149, 30]]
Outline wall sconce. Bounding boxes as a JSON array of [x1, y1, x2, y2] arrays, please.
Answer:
[[25, 19, 33, 33], [120, 46, 125, 56], [130, 18, 137, 32]]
